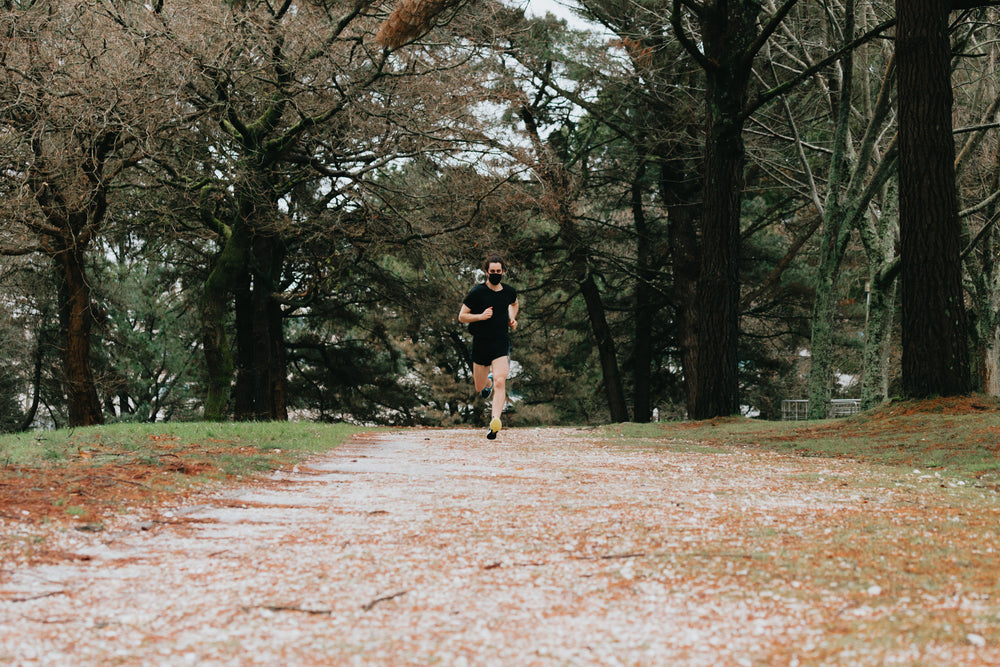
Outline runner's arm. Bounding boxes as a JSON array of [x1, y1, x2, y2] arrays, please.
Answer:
[[508, 298, 519, 331], [459, 303, 492, 323]]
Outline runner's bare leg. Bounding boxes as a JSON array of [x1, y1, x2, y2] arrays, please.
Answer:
[[473, 363, 491, 395], [490, 355, 510, 421]]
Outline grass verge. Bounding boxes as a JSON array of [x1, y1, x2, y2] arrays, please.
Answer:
[[0, 421, 365, 528], [598, 394, 1000, 482]]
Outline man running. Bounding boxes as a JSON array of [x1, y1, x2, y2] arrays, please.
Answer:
[[458, 254, 519, 439]]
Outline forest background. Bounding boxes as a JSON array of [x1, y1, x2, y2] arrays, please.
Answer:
[[1, 0, 998, 431]]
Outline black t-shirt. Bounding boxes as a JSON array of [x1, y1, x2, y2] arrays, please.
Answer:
[[463, 283, 517, 340]]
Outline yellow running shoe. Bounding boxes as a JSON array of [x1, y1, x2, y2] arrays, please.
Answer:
[[487, 417, 502, 440]]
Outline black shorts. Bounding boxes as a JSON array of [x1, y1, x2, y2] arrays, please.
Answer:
[[471, 337, 511, 366]]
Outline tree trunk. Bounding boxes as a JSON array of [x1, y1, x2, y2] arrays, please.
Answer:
[[896, 0, 970, 397], [689, 2, 759, 419], [201, 220, 250, 421], [632, 158, 654, 423], [806, 1, 857, 419], [234, 231, 288, 421], [580, 273, 630, 422], [661, 155, 701, 418], [233, 265, 254, 418], [18, 335, 44, 432], [692, 119, 742, 419], [856, 169, 901, 410], [970, 223, 1000, 395], [54, 249, 104, 427], [861, 271, 897, 410], [969, 217, 1000, 396], [517, 104, 629, 422], [976, 330, 1000, 396], [806, 220, 854, 418], [964, 111, 1000, 397]]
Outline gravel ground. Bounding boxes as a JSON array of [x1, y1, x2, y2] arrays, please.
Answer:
[[2, 427, 1000, 666]]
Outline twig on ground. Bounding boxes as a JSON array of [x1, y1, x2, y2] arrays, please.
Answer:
[[98, 475, 152, 490], [5, 590, 67, 603], [361, 590, 407, 611], [242, 604, 333, 615]]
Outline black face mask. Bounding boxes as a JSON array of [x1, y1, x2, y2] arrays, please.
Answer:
[[488, 273, 503, 285]]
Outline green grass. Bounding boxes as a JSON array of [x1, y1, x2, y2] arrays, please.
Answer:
[[0, 421, 366, 476], [594, 396, 1000, 482]]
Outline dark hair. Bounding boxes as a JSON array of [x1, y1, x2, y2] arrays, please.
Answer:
[[481, 254, 505, 273]]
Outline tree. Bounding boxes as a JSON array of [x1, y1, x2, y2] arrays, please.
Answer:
[[139, 0, 482, 420], [896, 0, 971, 397], [779, 0, 901, 416], [0, 1, 165, 426], [573, 0, 703, 422], [433, 12, 637, 422], [92, 235, 204, 422], [490, 2, 836, 421], [951, 8, 1000, 396], [668, 0, 814, 418], [665, 0, 897, 418], [0, 256, 59, 431], [516, 103, 631, 423]]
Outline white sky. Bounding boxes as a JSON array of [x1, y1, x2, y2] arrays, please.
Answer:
[[525, 0, 574, 18], [521, 0, 596, 31]]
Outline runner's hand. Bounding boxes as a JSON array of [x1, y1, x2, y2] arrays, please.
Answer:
[[509, 318, 518, 331], [480, 306, 493, 321]]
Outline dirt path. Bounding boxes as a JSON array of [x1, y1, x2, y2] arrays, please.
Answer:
[[2, 427, 1000, 666]]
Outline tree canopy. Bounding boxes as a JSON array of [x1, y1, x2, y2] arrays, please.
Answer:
[[1, 0, 998, 429]]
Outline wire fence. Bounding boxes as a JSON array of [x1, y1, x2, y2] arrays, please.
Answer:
[[781, 399, 861, 421]]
